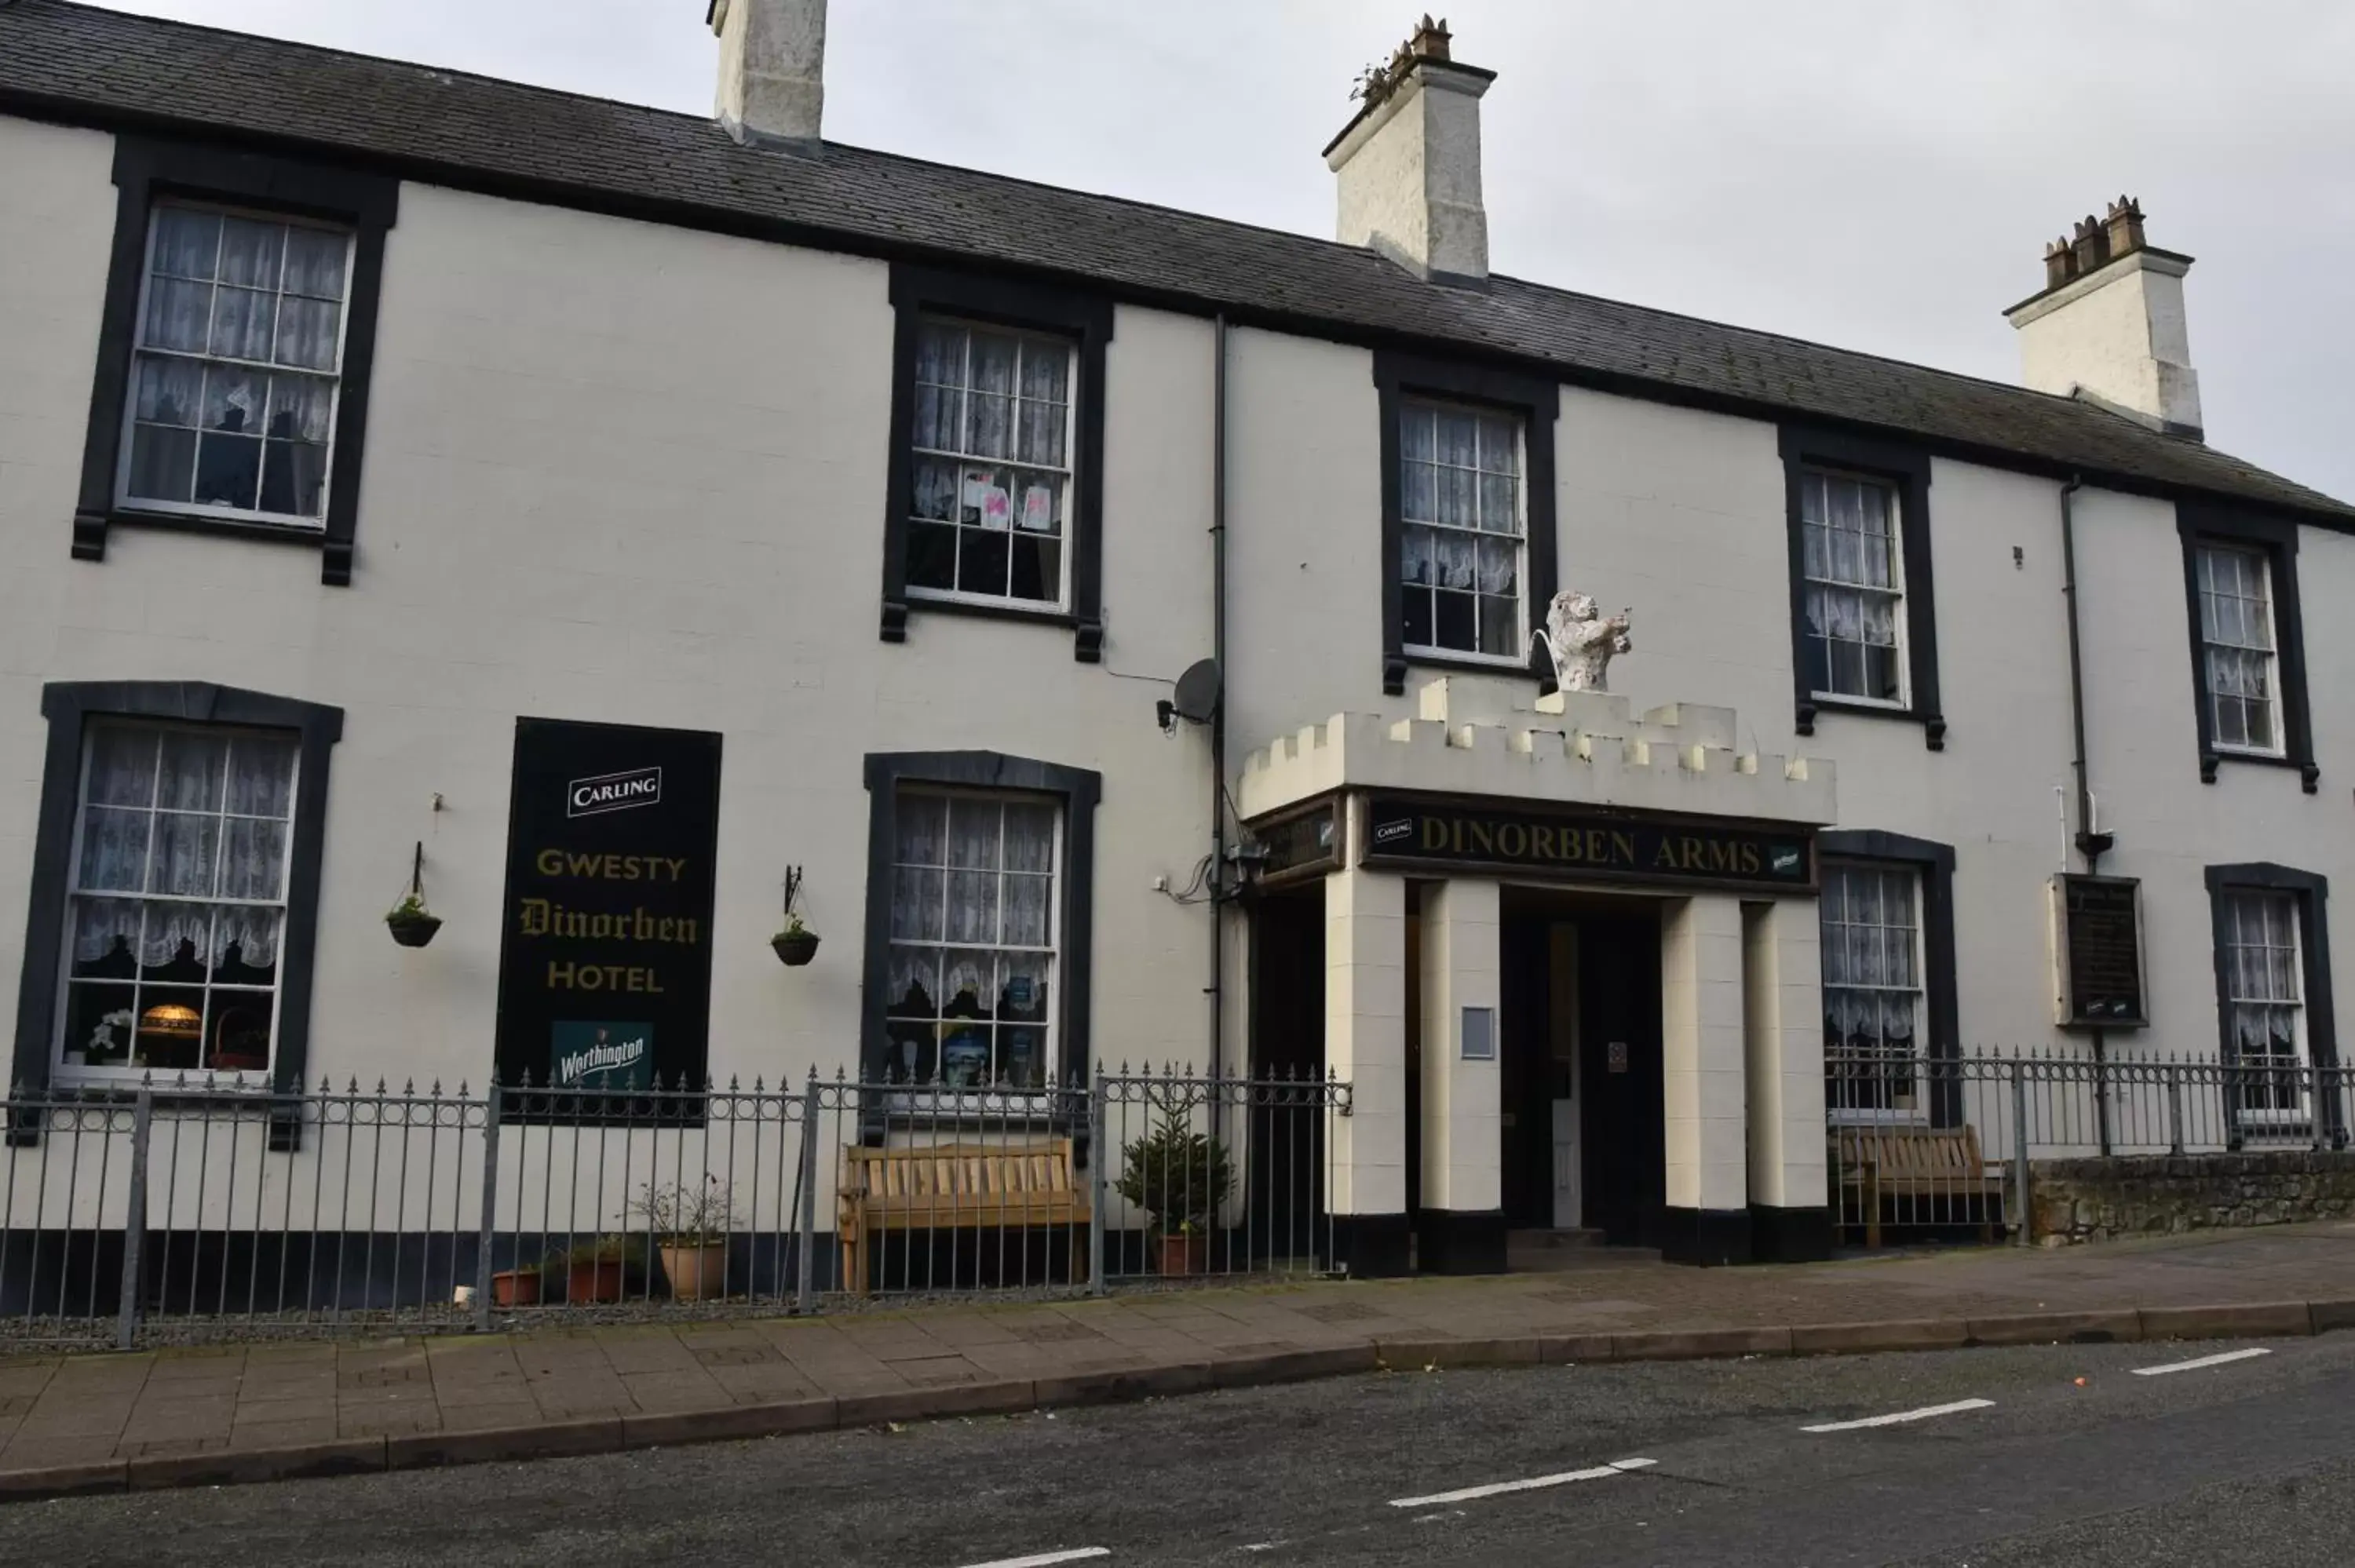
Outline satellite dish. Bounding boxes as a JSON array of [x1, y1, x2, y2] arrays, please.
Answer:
[[1171, 658, 1221, 725]]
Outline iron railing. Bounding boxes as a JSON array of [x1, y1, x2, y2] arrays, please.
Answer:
[[1826, 1048, 2355, 1246], [2, 1066, 1349, 1348]]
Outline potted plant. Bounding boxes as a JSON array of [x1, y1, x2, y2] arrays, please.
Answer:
[[1115, 1118, 1234, 1277], [489, 1259, 543, 1308], [632, 1173, 740, 1301], [771, 866, 820, 966], [385, 842, 442, 948], [554, 1234, 642, 1304]]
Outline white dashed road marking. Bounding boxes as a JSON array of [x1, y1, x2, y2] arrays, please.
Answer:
[[955, 1550, 1112, 1568], [1802, 1398, 1995, 1433], [2132, 1346, 2273, 1377], [1388, 1457, 1656, 1508]]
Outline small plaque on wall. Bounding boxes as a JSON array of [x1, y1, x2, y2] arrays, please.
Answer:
[[2051, 874, 2148, 1028]]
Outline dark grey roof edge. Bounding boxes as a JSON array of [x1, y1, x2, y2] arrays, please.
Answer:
[[5, 0, 2350, 527]]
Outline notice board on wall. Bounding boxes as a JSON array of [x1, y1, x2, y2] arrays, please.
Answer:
[[493, 717, 723, 1101], [2050, 873, 2148, 1028]]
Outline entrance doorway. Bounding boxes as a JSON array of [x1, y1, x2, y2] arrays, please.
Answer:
[[1247, 887, 1326, 1253], [1500, 892, 1664, 1246]]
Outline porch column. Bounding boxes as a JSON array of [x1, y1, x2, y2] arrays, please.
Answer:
[[1660, 892, 1751, 1264], [1743, 897, 1830, 1260], [1324, 863, 1411, 1276], [1417, 878, 1504, 1273]]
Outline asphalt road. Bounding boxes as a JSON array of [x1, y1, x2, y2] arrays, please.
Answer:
[[7, 1335, 2355, 1566]]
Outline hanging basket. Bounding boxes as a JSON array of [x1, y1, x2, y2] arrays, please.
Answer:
[[387, 909, 443, 949], [771, 929, 820, 967], [385, 841, 441, 948]]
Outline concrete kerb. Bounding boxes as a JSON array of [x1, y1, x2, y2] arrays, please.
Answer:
[[3, 1296, 2350, 1504]]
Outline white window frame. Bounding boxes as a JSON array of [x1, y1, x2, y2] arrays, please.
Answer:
[[1397, 396, 1528, 667], [115, 198, 357, 532], [2222, 888, 2309, 1131], [1801, 466, 1909, 709], [52, 719, 300, 1088], [2196, 543, 2286, 760], [1821, 860, 1930, 1126], [881, 786, 1064, 1092], [904, 315, 1079, 614]]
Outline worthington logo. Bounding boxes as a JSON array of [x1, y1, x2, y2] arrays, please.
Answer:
[[568, 766, 663, 819], [554, 1031, 648, 1088]]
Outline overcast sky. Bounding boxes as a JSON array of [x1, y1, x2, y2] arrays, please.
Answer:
[[92, 0, 2355, 504]]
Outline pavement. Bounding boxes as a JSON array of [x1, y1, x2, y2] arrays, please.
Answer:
[[5, 1220, 2355, 1504], [9, 1333, 2355, 1564]]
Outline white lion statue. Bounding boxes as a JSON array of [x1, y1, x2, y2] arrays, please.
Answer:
[[1532, 589, 1633, 695]]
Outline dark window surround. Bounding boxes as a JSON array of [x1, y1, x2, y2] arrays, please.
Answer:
[[1779, 427, 1946, 750], [2177, 505, 2319, 793], [878, 265, 1113, 662], [2204, 862, 2339, 1149], [9, 683, 343, 1144], [71, 137, 400, 588], [1373, 351, 1561, 697], [859, 751, 1101, 1094], [1817, 830, 1961, 1128]]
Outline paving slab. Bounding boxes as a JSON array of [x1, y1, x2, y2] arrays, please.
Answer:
[[7, 1220, 2355, 1501]]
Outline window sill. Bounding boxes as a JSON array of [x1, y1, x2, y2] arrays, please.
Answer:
[[74, 505, 350, 585], [1387, 648, 1533, 694], [2200, 747, 2320, 792], [1797, 695, 1947, 752], [882, 593, 1099, 662]]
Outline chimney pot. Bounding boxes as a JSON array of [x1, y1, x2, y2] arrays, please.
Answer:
[[1411, 14, 1453, 60], [2043, 237, 2077, 290], [2103, 195, 2146, 259], [2071, 215, 2110, 275]]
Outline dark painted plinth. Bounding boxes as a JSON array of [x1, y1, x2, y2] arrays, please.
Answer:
[[1656, 1205, 1754, 1267], [1415, 1209, 1509, 1275], [1748, 1204, 1833, 1263], [1331, 1212, 1413, 1278]]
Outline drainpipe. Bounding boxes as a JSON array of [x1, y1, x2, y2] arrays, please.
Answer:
[[1208, 314, 1230, 1131], [2059, 472, 2113, 1154], [2060, 475, 2109, 875]]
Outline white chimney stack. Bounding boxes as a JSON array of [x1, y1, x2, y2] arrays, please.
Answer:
[[1324, 16, 1495, 285], [708, 0, 826, 149], [2004, 198, 2203, 439]]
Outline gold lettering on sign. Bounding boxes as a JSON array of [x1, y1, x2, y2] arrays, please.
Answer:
[[1496, 822, 1527, 859], [519, 899, 701, 944], [1466, 820, 1495, 858], [1532, 825, 1558, 861], [1612, 830, 1637, 866], [546, 961, 665, 994], [1422, 818, 1449, 852], [533, 850, 692, 883]]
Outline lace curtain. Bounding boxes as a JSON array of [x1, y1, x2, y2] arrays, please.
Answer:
[[68, 724, 296, 973]]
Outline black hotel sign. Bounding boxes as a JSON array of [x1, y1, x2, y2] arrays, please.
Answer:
[[495, 718, 722, 1096], [1361, 796, 1813, 892]]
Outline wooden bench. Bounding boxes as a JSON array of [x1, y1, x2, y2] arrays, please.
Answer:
[[1829, 1125, 2006, 1247], [837, 1139, 1089, 1296]]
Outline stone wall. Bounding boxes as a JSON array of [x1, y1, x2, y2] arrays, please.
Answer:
[[2031, 1152, 2355, 1245]]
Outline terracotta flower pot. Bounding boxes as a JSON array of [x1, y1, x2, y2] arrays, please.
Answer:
[[1156, 1233, 1210, 1278], [565, 1258, 627, 1304], [490, 1267, 542, 1307], [660, 1241, 728, 1301], [386, 910, 442, 949], [772, 930, 820, 967]]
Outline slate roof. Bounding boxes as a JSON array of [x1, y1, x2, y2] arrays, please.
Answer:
[[3, 0, 2347, 523]]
